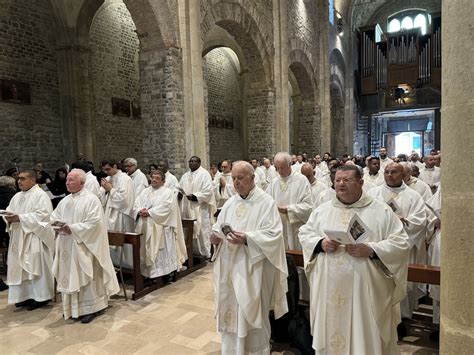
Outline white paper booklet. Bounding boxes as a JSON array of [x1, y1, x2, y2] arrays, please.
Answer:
[[323, 213, 370, 245], [38, 220, 67, 230], [386, 197, 401, 214]]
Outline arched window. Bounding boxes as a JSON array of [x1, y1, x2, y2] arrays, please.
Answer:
[[401, 16, 414, 30], [414, 14, 427, 35], [388, 19, 401, 33]]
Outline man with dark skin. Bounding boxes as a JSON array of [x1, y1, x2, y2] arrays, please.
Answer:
[[364, 156, 384, 186]]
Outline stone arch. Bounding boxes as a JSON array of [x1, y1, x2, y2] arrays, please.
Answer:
[[202, 27, 246, 163], [72, 0, 184, 172], [201, 2, 275, 159], [330, 48, 346, 100], [288, 49, 320, 155]]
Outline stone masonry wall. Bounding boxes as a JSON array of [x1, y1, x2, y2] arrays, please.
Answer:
[[89, 2, 142, 164], [0, 0, 63, 174], [204, 48, 242, 164]]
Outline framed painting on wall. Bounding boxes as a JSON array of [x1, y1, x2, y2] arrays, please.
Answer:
[[1, 80, 31, 104], [111, 98, 131, 117]]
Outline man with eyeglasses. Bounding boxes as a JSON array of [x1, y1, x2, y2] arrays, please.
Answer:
[[299, 165, 409, 354], [123, 157, 149, 196], [4, 170, 55, 311], [178, 156, 216, 258], [368, 162, 427, 329]]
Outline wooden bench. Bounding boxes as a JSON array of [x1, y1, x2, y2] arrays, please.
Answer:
[[107, 218, 206, 300], [286, 249, 441, 285]]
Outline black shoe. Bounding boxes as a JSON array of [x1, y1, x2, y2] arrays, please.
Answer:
[[397, 323, 408, 340], [80, 313, 96, 324], [429, 330, 439, 341], [15, 299, 34, 308], [26, 300, 50, 311], [0, 279, 8, 291]]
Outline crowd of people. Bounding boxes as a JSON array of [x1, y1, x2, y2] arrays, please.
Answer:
[[0, 148, 442, 354]]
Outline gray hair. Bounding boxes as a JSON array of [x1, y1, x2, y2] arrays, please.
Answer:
[[69, 168, 86, 183], [274, 152, 292, 166], [123, 157, 137, 166], [232, 160, 255, 175], [0, 176, 16, 190]]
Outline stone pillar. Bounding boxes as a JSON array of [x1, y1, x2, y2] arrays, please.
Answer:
[[178, 0, 208, 167], [319, 0, 331, 153], [56, 37, 96, 163], [273, 0, 289, 152], [440, 1, 474, 353]]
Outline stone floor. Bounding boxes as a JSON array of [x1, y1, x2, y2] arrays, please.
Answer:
[[0, 264, 438, 354]]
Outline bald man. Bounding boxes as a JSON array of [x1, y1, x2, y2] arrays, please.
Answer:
[[266, 152, 313, 250], [211, 161, 288, 354], [301, 163, 330, 209], [368, 163, 427, 321], [401, 163, 432, 201]]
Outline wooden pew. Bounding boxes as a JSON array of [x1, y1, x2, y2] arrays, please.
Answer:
[[108, 218, 206, 300], [176, 218, 207, 279], [286, 249, 441, 285]]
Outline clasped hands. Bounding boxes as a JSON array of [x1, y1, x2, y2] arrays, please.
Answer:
[[138, 208, 150, 218], [101, 178, 113, 192], [210, 230, 247, 246], [322, 238, 374, 258]]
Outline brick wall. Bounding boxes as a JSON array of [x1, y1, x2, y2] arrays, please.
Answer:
[[204, 48, 242, 164], [0, 0, 63, 175], [89, 2, 142, 164]]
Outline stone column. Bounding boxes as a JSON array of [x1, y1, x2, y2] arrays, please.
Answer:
[[56, 37, 96, 163], [440, 1, 474, 353], [273, 0, 290, 152], [178, 0, 208, 167], [319, 0, 331, 153]]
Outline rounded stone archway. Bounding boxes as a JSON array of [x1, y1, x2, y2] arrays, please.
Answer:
[[201, 2, 275, 160], [288, 49, 320, 155]]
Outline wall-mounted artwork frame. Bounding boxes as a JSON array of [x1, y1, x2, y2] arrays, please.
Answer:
[[1, 80, 31, 104]]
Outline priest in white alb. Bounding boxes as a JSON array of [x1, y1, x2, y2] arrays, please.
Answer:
[[158, 159, 179, 193], [99, 159, 136, 267], [4, 170, 55, 311], [256, 158, 277, 191], [363, 156, 384, 186], [71, 160, 100, 197], [418, 155, 441, 192], [179, 156, 216, 258], [123, 157, 149, 196], [51, 169, 120, 323], [299, 165, 409, 354], [134, 170, 187, 279], [301, 163, 329, 209], [401, 163, 432, 201], [368, 162, 427, 320], [266, 152, 313, 250], [214, 160, 235, 209], [210, 161, 288, 354]]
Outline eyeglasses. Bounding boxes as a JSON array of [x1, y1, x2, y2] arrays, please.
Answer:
[[334, 178, 360, 184]]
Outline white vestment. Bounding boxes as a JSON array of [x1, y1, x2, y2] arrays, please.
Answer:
[[212, 186, 288, 355], [215, 173, 235, 209], [406, 176, 432, 202], [5, 185, 55, 303], [418, 166, 441, 188], [85, 171, 100, 197], [309, 180, 330, 209], [253, 167, 266, 190], [266, 171, 313, 250], [130, 169, 149, 196], [256, 166, 277, 191], [299, 194, 409, 354], [368, 183, 427, 318], [363, 172, 384, 186], [315, 167, 332, 187], [134, 186, 187, 278], [51, 188, 120, 319], [426, 186, 441, 323], [379, 157, 394, 172], [291, 162, 303, 173], [164, 171, 179, 192], [179, 166, 216, 258], [99, 171, 135, 267]]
